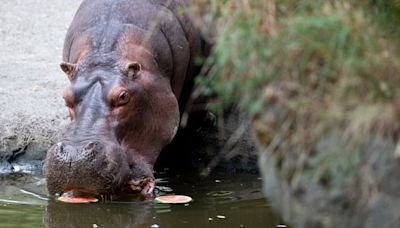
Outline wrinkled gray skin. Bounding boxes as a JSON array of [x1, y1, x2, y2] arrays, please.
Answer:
[[44, 0, 208, 197]]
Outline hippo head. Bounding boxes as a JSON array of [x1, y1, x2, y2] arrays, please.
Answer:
[[44, 49, 179, 197]]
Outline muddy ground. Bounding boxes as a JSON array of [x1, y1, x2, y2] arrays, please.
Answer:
[[0, 0, 81, 163]]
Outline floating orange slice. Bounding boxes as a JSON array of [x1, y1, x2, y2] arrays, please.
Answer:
[[57, 196, 98, 203], [154, 195, 192, 204]]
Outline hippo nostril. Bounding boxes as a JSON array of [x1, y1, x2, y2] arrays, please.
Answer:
[[85, 142, 98, 151], [57, 142, 64, 154], [84, 142, 105, 155], [85, 142, 96, 150]]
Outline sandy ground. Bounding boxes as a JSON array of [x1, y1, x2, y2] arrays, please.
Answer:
[[0, 0, 81, 161]]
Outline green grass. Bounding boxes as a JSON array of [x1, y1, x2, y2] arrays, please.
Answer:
[[193, 0, 400, 187]]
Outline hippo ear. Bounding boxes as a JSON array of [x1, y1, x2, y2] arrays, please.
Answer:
[[125, 62, 142, 80], [60, 62, 77, 81]]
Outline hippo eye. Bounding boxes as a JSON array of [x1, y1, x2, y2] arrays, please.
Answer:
[[117, 91, 130, 106]]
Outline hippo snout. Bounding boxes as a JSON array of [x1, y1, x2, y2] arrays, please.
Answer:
[[44, 140, 154, 197], [53, 141, 102, 163]]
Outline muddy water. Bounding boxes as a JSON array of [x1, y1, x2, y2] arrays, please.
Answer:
[[0, 171, 286, 228]]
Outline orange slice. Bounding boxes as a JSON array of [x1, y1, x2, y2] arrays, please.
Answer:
[[154, 195, 192, 204], [57, 196, 98, 203]]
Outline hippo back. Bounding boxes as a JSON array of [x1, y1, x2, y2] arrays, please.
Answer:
[[63, 0, 208, 108]]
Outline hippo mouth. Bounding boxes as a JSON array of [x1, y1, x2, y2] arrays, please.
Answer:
[[44, 141, 156, 198], [57, 178, 155, 200], [128, 177, 155, 195], [54, 177, 156, 198]]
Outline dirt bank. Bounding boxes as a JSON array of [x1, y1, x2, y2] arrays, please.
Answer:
[[0, 0, 81, 164]]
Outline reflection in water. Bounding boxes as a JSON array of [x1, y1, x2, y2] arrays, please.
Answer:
[[0, 172, 286, 228], [45, 201, 153, 227]]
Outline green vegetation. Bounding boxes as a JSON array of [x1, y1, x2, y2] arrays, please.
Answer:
[[193, 0, 400, 189]]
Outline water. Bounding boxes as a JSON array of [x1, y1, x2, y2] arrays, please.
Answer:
[[0, 172, 286, 228]]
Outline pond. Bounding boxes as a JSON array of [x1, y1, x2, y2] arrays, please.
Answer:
[[0, 169, 286, 228]]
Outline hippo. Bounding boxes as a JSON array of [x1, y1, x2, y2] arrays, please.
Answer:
[[44, 0, 210, 197]]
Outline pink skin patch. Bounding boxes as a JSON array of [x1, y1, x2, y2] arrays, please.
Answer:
[[128, 178, 155, 195]]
